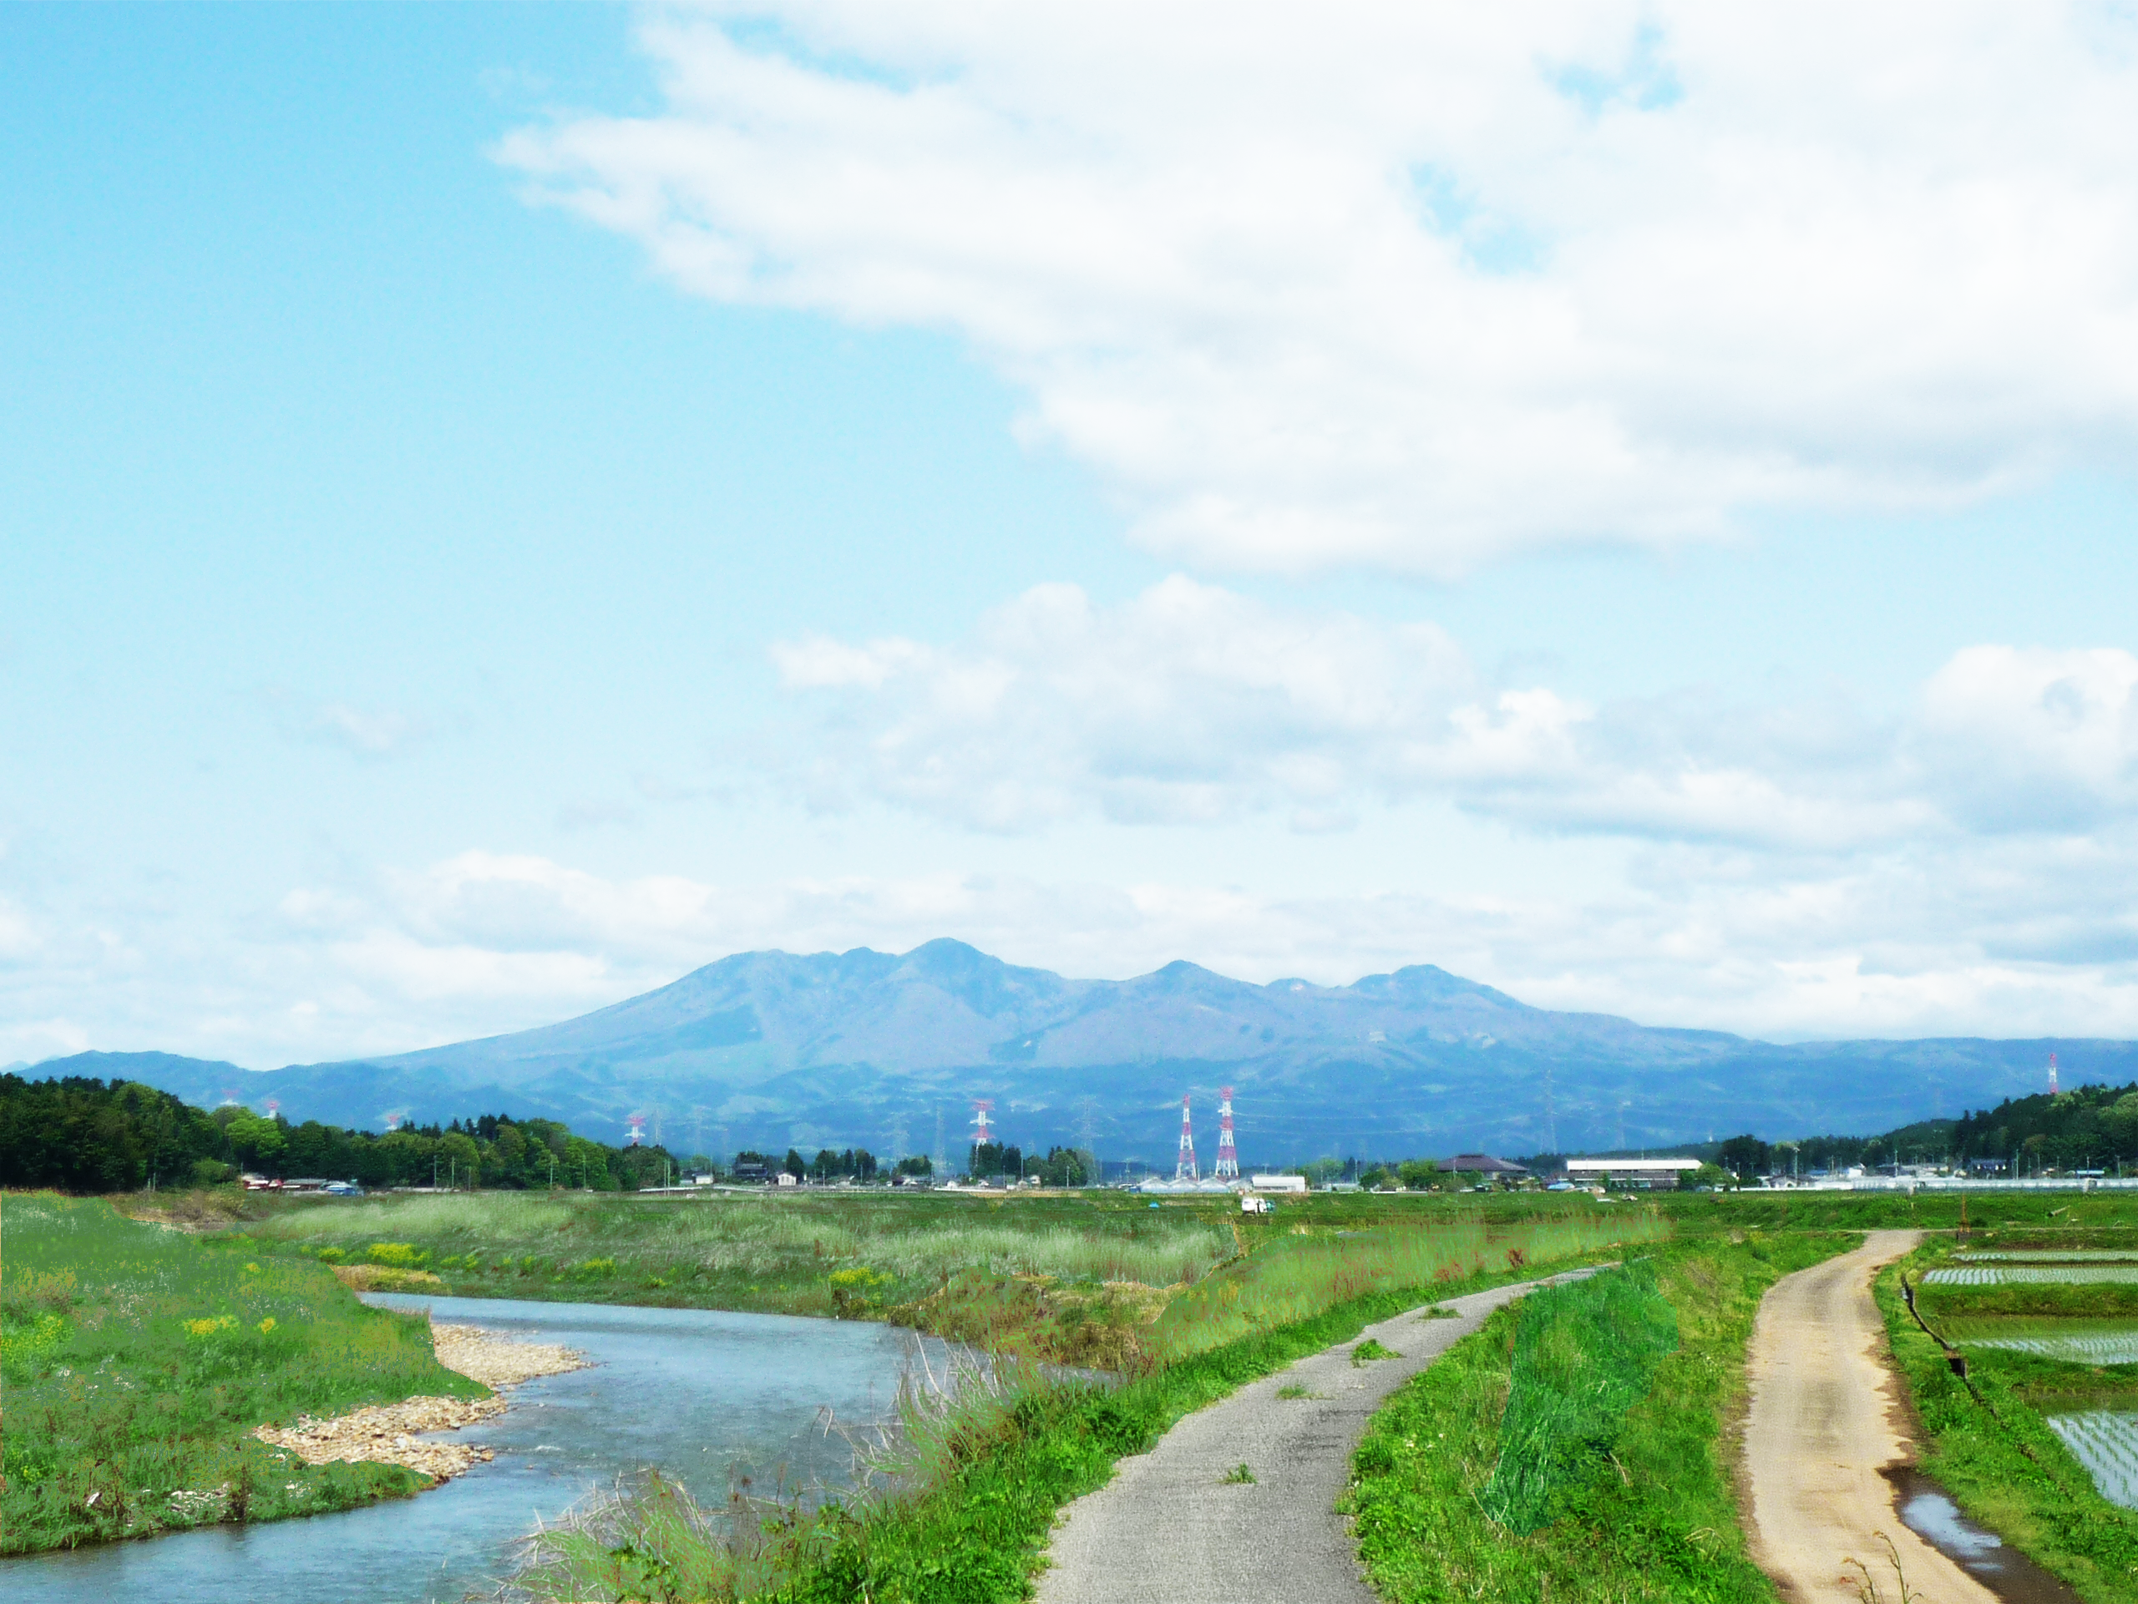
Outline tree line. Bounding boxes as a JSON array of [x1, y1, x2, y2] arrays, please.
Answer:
[[0, 1075, 681, 1194]]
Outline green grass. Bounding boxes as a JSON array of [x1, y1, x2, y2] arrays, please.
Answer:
[[1339, 1232, 1852, 1604], [1476, 1260, 1679, 1533], [1878, 1250, 2138, 1602], [0, 1191, 486, 1553], [233, 1187, 1661, 1369], [1147, 1209, 1668, 1360]]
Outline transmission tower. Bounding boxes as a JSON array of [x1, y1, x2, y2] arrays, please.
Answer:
[[1074, 1096, 1101, 1185], [1175, 1095, 1198, 1181], [2049, 1052, 2061, 1096], [1213, 1087, 1239, 1179]]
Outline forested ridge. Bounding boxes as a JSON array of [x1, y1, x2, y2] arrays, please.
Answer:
[[0, 1074, 681, 1193]]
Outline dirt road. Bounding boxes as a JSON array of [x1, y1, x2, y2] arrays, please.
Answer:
[[1742, 1229, 1996, 1603], [1034, 1270, 1600, 1604]]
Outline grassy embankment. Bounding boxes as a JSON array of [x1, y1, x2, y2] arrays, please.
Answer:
[[499, 1206, 1670, 1603], [233, 1188, 1237, 1368], [1879, 1233, 2138, 1603], [1338, 1229, 1855, 1604], [232, 1186, 1633, 1368], [0, 1191, 486, 1554]]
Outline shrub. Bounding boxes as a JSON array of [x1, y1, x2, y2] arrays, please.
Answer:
[[365, 1243, 426, 1268]]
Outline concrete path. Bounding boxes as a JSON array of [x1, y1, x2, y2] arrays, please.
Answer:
[[1741, 1230, 1998, 1604], [1033, 1269, 1601, 1604]]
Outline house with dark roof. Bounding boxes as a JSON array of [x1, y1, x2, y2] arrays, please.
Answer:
[[1442, 1154, 1528, 1176]]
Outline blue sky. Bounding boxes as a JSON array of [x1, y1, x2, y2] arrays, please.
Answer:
[[8, 3, 2138, 1068]]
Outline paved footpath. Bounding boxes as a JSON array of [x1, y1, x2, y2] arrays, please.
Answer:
[[1033, 1268, 1602, 1604]]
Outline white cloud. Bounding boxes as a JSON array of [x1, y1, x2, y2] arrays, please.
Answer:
[[501, 4, 2138, 575], [769, 576, 1983, 848], [1919, 646, 2138, 832]]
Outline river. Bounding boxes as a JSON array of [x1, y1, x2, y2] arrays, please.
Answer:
[[3, 1294, 946, 1604]]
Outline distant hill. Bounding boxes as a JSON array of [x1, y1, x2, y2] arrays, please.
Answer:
[[34, 940, 2138, 1164]]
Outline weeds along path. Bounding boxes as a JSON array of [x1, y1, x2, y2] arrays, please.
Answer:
[[1033, 1268, 1604, 1604], [1741, 1230, 1997, 1604]]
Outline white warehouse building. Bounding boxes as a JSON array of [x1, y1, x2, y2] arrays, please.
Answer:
[[1563, 1157, 1704, 1190]]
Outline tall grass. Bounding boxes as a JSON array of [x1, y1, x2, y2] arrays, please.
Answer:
[[1478, 1261, 1678, 1532], [1149, 1210, 1669, 1359], [497, 1343, 1038, 1604], [241, 1190, 1236, 1363], [245, 1191, 1231, 1290], [1343, 1233, 1852, 1604], [0, 1192, 482, 1553]]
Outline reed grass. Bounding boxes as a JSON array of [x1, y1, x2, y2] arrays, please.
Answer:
[[240, 1189, 1236, 1361]]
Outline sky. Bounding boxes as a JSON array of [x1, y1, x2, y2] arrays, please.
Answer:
[[7, 2, 2138, 1070]]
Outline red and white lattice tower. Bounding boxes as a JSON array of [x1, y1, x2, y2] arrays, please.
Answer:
[[2049, 1052, 2061, 1096], [971, 1099, 995, 1147], [1175, 1095, 1198, 1181], [626, 1113, 646, 1147], [1213, 1087, 1239, 1179], [264, 1099, 281, 1118]]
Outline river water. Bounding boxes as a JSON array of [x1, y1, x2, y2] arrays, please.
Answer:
[[3, 1295, 943, 1604]]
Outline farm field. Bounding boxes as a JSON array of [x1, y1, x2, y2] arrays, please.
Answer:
[[1924, 1264, 2138, 1284], [0, 1192, 486, 1554], [1956, 1250, 2138, 1262], [2049, 1413, 2138, 1509], [1884, 1236, 2138, 1601]]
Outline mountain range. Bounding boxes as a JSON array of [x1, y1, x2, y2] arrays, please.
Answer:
[[28, 939, 2137, 1165]]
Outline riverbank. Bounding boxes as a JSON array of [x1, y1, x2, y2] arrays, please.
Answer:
[[0, 1192, 489, 1555], [0, 1296, 939, 1604], [253, 1323, 587, 1482]]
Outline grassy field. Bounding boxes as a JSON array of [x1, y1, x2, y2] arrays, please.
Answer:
[[0, 1191, 488, 1554], [1339, 1231, 1853, 1604], [227, 1186, 1649, 1368], [1880, 1238, 2138, 1602], [495, 1207, 1665, 1603]]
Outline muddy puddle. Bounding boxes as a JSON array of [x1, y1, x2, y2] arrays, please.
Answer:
[[1884, 1467, 2079, 1604]]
